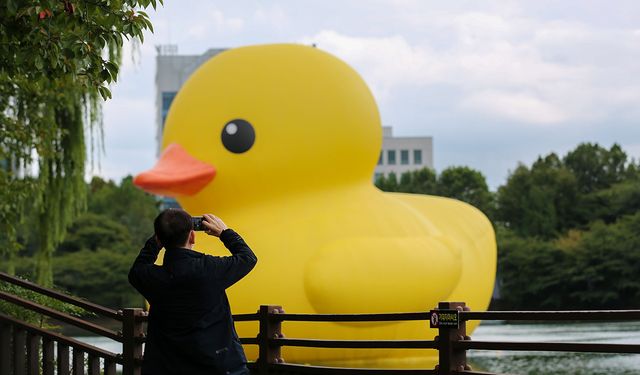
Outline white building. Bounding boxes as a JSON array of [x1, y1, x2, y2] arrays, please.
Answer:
[[375, 126, 433, 181], [155, 46, 434, 182]]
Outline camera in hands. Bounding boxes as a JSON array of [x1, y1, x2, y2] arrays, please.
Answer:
[[192, 216, 205, 231]]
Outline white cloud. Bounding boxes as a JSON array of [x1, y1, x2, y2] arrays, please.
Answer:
[[185, 8, 244, 39], [461, 90, 568, 125], [253, 5, 288, 31], [300, 11, 640, 127], [300, 31, 443, 102]]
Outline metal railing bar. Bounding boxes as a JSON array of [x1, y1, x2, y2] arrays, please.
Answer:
[[270, 363, 437, 374], [27, 331, 40, 374], [455, 340, 640, 354], [273, 312, 430, 322], [58, 343, 70, 374], [43, 337, 55, 375], [0, 272, 121, 320], [240, 337, 258, 345], [0, 290, 122, 342], [271, 338, 437, 349], [131, 311, 259, 323], [461, 310, 640, 321], [105, 359, 117, 375], [234, 313, 260, 321], [0, 313, 122, 363]]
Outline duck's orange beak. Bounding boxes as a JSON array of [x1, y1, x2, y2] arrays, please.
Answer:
[[133, 143, 216, 197]]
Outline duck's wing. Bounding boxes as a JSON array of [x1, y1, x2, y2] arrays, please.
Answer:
[[304, 233, 462, 315], [389, 193, 497, 313]]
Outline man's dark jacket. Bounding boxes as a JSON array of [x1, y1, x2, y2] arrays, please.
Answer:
[[128, 229, 257, 375]]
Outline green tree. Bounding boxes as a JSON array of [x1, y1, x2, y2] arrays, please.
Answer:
[[396, 167, 437, 194], [578, 181, 640, 225], [376, 166, 490, 214], [563, 143, 628, 194], [494, 142, 640, 310], [88, 176, 159, 245], [496, 154, 579, 238], [379, 172, 399, 191], [496, 229, 571, 309], [0, 1, 160, 286], [567, 213, 640, 309], [57, 213, 131, 253], [436, 166, 493, 216], [53, 249, 142, 308]]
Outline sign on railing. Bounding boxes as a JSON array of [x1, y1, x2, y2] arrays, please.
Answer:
[[429, 309, 460, 329]]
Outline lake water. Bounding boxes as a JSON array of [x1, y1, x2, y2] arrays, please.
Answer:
[[78, 321, 640, 374], [467, 321, 640, 375]]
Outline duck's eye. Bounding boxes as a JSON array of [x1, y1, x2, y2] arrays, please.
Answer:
[[221, 119, 255, 153]]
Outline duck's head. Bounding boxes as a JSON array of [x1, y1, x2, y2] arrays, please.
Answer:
[[134, 44, 381, 210]]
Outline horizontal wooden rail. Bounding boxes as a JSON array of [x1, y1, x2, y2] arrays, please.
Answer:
[[452, 371, 511, 375], [0, 271, 121, 320], [272, 338, 437, 349], [0, 312, 122, 363], [132, 311, 257, 323], [234, 312, 260, 321], [240, 337, 259, 345], [273, 312, 430, 322], [269, 363, 437, 374], [0, 290, 122, 341], [461, 310, 640, 321], [455, 340, 640, 354]]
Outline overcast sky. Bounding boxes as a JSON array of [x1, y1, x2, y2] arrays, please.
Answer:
[[98, 0, 640, 190]]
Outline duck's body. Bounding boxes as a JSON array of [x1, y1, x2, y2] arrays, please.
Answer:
[[134, 44, 496, 367]]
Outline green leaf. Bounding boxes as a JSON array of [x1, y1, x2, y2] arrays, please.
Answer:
[[6, 0, 17, 14], [34, 55, 43, 70], [98, 85, 111, 100], [100, 69, 112, 83], [62, 48, 75, 59]]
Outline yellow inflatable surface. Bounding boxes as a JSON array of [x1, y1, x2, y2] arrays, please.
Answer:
[[134, 44, 496, 368]]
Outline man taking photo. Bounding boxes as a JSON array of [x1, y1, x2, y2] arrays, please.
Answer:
[[129, 209, 257, 375]]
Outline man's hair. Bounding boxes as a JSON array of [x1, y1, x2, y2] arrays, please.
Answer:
[[154, 209, 193, 249]]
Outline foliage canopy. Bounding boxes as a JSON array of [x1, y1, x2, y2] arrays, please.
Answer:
[[0, 0, 160, 286], [6, 176, 159, 308]]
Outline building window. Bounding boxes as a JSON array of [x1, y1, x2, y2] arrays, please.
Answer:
[[161, 91, 177, 125], [401, 150, 409, 165], [387, 150, 396, 165], [378, 151, 383, 165], [414, 149, 422, 165]]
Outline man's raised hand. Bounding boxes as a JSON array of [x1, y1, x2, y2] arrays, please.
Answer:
[[202, 214, 229, 237]]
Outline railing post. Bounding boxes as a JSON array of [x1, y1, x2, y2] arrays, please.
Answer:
[[256, 305, 283, 374], [1, 321, 11, 375], [122, 308, 145, 375], [436, 302, 469, 375], [14, 327, 26, 375]]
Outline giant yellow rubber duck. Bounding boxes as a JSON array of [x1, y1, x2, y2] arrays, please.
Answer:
[[134, 44, 496, 368]]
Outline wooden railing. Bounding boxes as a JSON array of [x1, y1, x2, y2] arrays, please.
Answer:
[[0, 272, 144, 375], [246, 301, 640, 374], [2, 271, 640, 375], [451, 302, 640, 375]]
